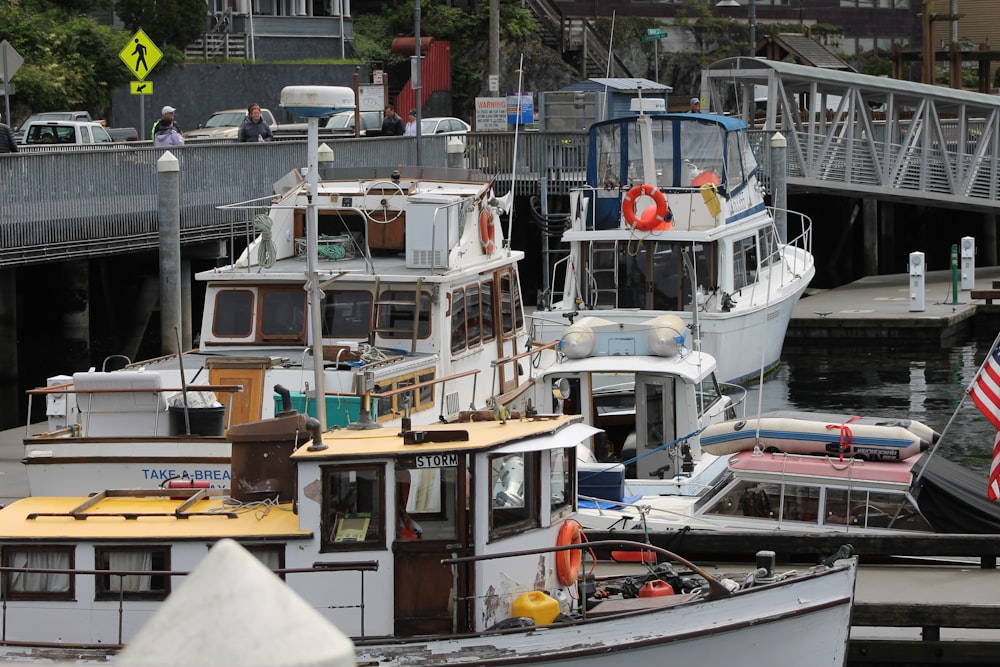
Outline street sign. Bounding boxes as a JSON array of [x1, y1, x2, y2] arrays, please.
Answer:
[[642, 29, 668, 42], [130, 80, 153, 95], [0, 40, 24, 82], [119, 29, 162, 81]]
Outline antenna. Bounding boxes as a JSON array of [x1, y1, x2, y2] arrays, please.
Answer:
[[504, 53, 525, 250]]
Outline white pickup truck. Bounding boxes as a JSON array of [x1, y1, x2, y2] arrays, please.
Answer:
[[21, 120, 113, 145]]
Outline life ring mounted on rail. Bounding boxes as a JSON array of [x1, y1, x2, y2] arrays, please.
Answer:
[[555, 518, 584, 586], [479, 208, 496, 255], [622, 183, 671, 232]]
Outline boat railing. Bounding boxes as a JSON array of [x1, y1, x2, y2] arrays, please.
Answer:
[[24, 383, 244, 438], [489, 341, 560, 407], [767, 207, 814, 279], [0, 558, 379, 648], [370, 367, 481, 416]]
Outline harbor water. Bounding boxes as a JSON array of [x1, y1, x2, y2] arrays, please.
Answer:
[[743, 330, 999, 475]]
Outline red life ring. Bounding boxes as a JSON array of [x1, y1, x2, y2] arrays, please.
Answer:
[[555, 518, 584, 586], [479, 208, 496, 254], [621, 184, 671, 232]]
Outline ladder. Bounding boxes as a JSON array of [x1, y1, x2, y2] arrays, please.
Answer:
[[587, 241, 618, 308]]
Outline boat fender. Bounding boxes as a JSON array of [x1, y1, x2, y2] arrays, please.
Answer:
[[622, 184, 671, 232], [555, 519, 584, 586], [479, 208, 496, 255]]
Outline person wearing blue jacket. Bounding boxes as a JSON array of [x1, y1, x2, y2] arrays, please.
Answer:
[[238, 103, 273, 142]]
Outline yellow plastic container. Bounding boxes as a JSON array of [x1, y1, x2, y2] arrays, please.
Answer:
[[512, 591, 560, 626]]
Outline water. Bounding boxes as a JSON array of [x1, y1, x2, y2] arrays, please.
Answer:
[[740, 331, 999, 474]]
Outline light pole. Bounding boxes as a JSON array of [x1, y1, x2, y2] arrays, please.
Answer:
[[717, 0, 756, 58]]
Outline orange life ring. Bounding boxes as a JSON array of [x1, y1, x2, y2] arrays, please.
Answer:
[[690, 170, 721, 188], [479, 208, 496, 255], [622, 184, 671, 232], [555, 518, 583, 586]]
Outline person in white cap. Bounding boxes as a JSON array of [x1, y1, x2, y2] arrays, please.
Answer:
[[151, 105, 178, 140], [0, 112, 17, 153], [688, 97, 701, 113]]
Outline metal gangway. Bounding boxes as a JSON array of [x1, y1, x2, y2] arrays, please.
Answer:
[[704, 57, 1000, 214]]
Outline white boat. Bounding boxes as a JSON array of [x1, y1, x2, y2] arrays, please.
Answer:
[[532, 110, 815, 385], [21, 143, 536, 495], [0, 410, 858, 664], [700, 414, 931, 461]]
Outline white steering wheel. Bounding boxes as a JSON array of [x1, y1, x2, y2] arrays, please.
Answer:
[[362, 180, 405, 223]]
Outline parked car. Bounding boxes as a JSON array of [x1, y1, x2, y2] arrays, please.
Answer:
[[183, 108, 279, 141], [106, 127, 140, 142], [420, 117, 471, 135], [20, 120, 112, 145], [14, 111, 93, 142], [323, 110, 383, 136]]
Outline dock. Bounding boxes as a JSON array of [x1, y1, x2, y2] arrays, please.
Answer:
[[787, 266, 1000, 346]]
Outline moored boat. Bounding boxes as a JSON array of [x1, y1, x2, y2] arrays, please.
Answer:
[[0, 406, 858, 665], [532, 110, 815, 386]]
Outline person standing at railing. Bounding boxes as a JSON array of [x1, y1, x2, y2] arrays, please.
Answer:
[[238, 102, 273, 143], [0, 113, 18, 153], [154, 118, 185, 147], [381, 104, 404, 137], [151, 105, 178, 141], [404, 109, 417, 137]]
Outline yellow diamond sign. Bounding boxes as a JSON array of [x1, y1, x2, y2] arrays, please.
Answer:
[[119, 29, 162, 81]]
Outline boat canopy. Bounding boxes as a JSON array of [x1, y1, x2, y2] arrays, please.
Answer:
[[586, 113, 759, 197]]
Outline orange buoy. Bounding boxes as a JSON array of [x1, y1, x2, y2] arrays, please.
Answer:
[[621, 184, 671, 232], [638, 580, 675, 597], [479, 208, 496, 254], [555, 519, 583, 586]]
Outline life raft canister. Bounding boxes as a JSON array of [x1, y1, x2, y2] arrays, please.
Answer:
[[622, 183, 671, 231], [479, 208, 496, 254], [555, 518, 584, 586]]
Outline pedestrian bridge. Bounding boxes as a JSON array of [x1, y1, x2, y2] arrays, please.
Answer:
[[2, 58, 1000, 268]]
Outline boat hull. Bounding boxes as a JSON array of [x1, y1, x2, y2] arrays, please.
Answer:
[[701, 417, 928, 461]]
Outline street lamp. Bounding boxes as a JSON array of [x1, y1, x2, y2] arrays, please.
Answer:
[[716, 0, 756, 58]]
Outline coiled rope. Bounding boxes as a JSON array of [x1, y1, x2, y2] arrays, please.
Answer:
[[254, 214, 276, 269]]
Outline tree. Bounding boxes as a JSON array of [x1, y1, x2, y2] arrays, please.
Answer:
[[114, 0, 206, 51]]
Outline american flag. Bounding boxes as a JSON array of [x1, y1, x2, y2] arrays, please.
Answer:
[[969, 339, 1000, 501]]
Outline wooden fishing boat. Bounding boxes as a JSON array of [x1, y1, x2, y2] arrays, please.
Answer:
[[0, 407, 858, 665]]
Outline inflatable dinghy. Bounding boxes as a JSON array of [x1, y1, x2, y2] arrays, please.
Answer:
[[701, 415, 931, 461], [761, 410, 940, 446]]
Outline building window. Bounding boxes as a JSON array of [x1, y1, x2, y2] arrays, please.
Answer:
[[490, 451, 540, 539], [95, 546, 170, 601], [2, 546, 74, 601], [212, 289, 254, 337], [322, 464, 385, 551]]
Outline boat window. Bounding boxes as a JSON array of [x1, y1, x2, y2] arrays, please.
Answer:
[[725, 132, 744, 192], [490, 452, 541, 539], [732, 236, 757, 291], [824, 489, 932, 531], [480, 279, 495, 342], [466, 284, 483, 348], [376, 290, 432, 340], [2, 546, 74, 601], [242, 544, 285, 580], [94, 546, 170, 601], [499, 271, 524, 336], [321, 290, 372, 339], [395, 464, 458, 541], [259, 288, 306, 341], [321, 464, 385, 551], [374, 370, 436, 421], [703, 480, 778, 520], [451, 287, 467, 353], [212, 289, 254, 338], [779, 484, 821, 524], [758, 225, 779, 270], [550, 447, 575, 519], [696, 375, 722, 415], [592, 123, 623, 191]]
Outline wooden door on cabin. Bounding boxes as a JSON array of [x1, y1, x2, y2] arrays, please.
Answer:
[[393, 455, 471, 635], [206, 359, 269, 429]]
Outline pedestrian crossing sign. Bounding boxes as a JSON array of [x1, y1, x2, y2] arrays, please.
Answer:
[[130, 80, 154, 95], [119, 29, 162, 81]]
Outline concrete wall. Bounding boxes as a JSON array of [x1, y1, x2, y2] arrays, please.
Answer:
[[109, 63, 368, 135]]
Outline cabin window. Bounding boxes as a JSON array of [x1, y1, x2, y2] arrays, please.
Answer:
[[243, 544, 285, 580], [758, 225, 778, 270], [490, 452, 540, 539], [95, 546, 170, 601], [2, 546, 74, 601], [451, 287, 467, 353], [212, 289, 254, 338], [321, 290, 372, 339], [376, 290, 432, 339], [374, 371, 436, 422], [259, 288, 306, 340], [779, 484, 821, 523], [550, 447, 575, 519], [321, 464, 385, 552], [451, 282, 489, 355], [824, 489, 931, 531], [703, 480, 778, 520], [480, 279, 495, 342], [499, 271, 524, 336], [395, 464, 458, 541], [696, 375, 726, 417], [732, 236, 757, 291]]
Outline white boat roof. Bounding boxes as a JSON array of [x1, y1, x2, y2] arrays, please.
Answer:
[[540, 350, 715, 382]]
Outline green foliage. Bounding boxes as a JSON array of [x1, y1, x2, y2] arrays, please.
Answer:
[[1, 0, 131, 121], [114, 0, 205, 51]]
